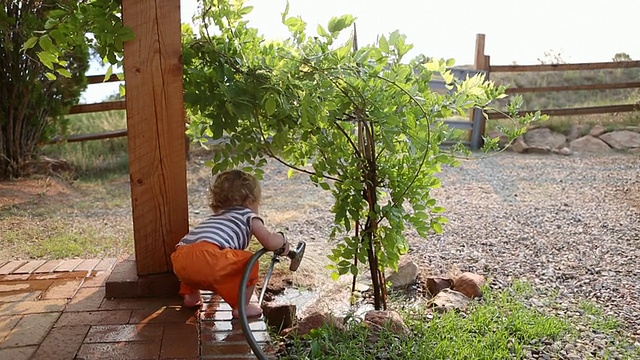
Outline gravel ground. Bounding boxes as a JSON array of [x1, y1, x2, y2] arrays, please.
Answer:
[[186, 150, 640, 359], [406, 152, 640, 359]]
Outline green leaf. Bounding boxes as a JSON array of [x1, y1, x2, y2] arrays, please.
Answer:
[[378, 35, 389, 53], [104, 65, 113, 82], [284, 16, 305, 34], [264, 96, 276, 116], [119, 84, 126, 97], [319, 182, 330, 190], [327, 15, 355, 33], [432, 222, 443, 234], [55, 67, 72, 78], [317, 24, 328, 37], [287, 169, 295, 178], [22, 36, 38, 51], [37, 51, 56, 69], [44, 72, 56, 80], [431, 206, 446, 213], [239, 6, 254, 15], [38, 35, 57, 54]]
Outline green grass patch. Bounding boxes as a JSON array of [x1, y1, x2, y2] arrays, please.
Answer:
[[280, 282, 569, 360], [41, 110, 129, 180], [1, 219, 133, 259], [0, 176, 134, 260]]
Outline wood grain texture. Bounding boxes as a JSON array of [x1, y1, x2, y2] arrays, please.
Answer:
[[122, 0, 189, 276]]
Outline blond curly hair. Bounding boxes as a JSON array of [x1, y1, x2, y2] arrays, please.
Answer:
[[208, 170, 261, 213]]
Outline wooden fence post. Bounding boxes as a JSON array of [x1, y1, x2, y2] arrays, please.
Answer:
[[121, 0, 189, 276], [470, 33, 489, 150]]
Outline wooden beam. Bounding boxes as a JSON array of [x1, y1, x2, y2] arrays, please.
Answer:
[[48, 129, 127, 144], [487, 103, 640, 119], [69, 100, 126, 114], [506, 81, 640, 94], [122, 0, 189, 276], [86, 74, 123, 84], [491, 60, 640, 73]]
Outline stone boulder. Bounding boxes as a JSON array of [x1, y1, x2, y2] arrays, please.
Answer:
[[280, 311, 344, 337], [552, 147, 573, 156], [262, 304, 296, 332], [589, 124, 607, 137], [523, 128, 567, 149], [599, 130, 640, 150], [525, 146, 551, 154], [429, 288, 471, 313], [567, 124, 591, 141], [509, 136, 529, 153], [569, 135, 613, 153], [363, 310, 410, 336], [386, 261, 419, 288], [425, 276, 453, 297], [452, 272, 486, 299], [486, 129, 509, 148]]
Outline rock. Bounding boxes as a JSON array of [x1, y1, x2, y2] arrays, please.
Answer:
[[551, 147, 573, 156], [569, 136, 613, 153], [599, 130, 640, 150], [525, 146, 551, 154], [523, 128, 567, 149], [452, 272, 486, 299], [364, 310, 410, 336], [262, 304, 296, 332], [425, 276, 454, 297], [509, 136, 529, 153], [628, 148, 640, 154], [567, 124, 591, 141], [589, 124, 607, 137], [486, 129, 509, 148], [387, 260, 419, 288], [429, 288, 471, 312], [280, 312, 343, 337]]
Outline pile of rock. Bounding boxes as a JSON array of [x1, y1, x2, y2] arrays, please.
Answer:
[[264, 260, 486, 340], [488, 125, 640, 155]]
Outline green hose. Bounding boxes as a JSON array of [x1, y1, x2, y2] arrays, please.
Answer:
[[238, 247, 270, 360]]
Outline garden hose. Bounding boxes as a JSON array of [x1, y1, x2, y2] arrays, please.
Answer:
[[239, 242, 307, 359], [238, 247, 270, 360]]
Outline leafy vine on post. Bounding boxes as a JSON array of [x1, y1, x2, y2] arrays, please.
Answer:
[[183, 0, 544, 309]]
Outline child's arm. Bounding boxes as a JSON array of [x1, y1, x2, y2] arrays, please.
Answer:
[[251, 218, 289, 254]]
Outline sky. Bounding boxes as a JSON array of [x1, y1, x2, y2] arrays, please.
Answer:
[[81, 0, 640, 103]]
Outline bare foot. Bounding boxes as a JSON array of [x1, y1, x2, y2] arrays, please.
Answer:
[[183, 292, 203, 307], [232, 303, 263, 318]]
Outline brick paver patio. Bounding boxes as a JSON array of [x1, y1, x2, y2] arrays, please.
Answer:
[[0, 259, 275, 359]]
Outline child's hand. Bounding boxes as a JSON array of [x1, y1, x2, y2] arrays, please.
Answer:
[[277, 241, 290, 256], [274, 232, 290, 256]]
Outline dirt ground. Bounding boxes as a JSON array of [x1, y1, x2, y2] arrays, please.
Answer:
[[0, 150, 344, 313]]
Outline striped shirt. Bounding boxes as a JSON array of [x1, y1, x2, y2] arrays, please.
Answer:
[[177, 207, 262, 250]]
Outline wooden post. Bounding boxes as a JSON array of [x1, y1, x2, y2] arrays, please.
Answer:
[[121, 0, 189, 276], [470, 33, 488, 150]]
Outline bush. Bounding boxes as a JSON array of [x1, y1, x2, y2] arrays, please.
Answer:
[[0, 0, 89, 179]]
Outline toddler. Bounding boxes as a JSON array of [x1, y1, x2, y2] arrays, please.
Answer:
[[171, 169, 289, 318]]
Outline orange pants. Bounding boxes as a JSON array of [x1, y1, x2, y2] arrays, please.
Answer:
[[171, 241, 259, 309]]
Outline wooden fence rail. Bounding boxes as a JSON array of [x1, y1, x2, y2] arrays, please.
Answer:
[[59, 34, 640, 149], [476, 34, 640, 140]]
